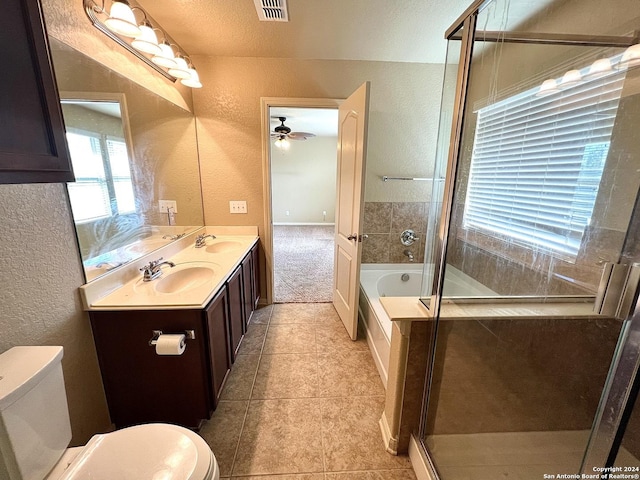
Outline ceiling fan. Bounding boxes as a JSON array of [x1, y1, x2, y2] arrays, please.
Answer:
[[270, 117, 316, 142]]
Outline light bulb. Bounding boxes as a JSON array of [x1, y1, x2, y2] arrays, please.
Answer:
[[131, 21, 161, 55], [151, 42, 178, 69], [104, 0, 141, 38]]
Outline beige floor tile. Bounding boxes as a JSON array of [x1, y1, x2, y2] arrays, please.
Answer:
[[321, 396, 411, 472], [238, 324, 268, 355], [317, 350, 384, 397], [199, 401, 248, 478], [252, 353, 319, 399], [271, 303, 340, 325], [263, 324, 317, 354], [316, 322, 369, 353], [250, 305, 273, 325], [220, 354, 260, 400], [325, 470, 417, 479], [232, 398, 324, 476], [233, 475, 324, 480]]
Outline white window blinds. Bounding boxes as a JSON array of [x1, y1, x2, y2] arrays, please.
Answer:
[[463, 72, 624, 258]]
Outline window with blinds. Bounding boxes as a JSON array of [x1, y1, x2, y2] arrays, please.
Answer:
[[66, 130, 136, 222], [463, 71, 624, 259]]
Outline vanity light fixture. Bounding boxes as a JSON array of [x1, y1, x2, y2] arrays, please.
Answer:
[[84, 0, 203, 88], [151, 41, 178, 69], [584, 58, 614, 79], [104, 0, 141, 38], [559, 69, 583, 89], [618, 43, 640, 69], [130, 20, 162, 55], [181, 61, 203, 89], [535, 79, 560, 97], [168, 54, 191, 79]]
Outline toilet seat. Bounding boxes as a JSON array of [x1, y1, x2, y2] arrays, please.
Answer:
[[54, 423, 217, 480]]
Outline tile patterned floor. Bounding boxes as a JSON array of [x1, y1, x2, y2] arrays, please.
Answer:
[[198, 303, 416, 479]]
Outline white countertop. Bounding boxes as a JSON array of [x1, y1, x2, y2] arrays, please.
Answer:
[[79, 226, 258, 311]]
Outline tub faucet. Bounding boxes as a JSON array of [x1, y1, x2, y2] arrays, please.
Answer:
[[195, 234, 217, 248], [140, 257, 175, 281], [404, 249, 414, 262]]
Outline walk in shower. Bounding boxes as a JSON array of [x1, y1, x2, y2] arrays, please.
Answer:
[[417, 0, 640, 477]]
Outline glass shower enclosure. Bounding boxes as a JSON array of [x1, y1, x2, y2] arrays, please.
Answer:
[[418, 0, 640, 477]]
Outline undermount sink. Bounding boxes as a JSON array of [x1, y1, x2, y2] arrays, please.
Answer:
[[205, 241, 242, 254], [135, 263, 218, 295]]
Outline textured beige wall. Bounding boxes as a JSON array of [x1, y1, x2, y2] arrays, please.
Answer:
[[272, 136, 337, 224], [0, 184, 110, 445], [192, 56, 444, 235]]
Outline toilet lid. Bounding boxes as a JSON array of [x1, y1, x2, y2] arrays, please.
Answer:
[[57, 424, 215, 480]]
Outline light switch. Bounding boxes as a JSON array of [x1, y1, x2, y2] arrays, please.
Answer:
[[230, 201, 247, 214]]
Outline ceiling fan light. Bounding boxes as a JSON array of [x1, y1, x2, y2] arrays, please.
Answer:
[[151, 42, 178, 68], [105, 0, 141, 38], [168, 55, 191, 79], [274, 136, 290, 150], [131, 22, 162, 55], [181, 67, 203, 88]]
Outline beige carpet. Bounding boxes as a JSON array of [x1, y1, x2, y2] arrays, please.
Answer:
[[273, 225, 334, 303]]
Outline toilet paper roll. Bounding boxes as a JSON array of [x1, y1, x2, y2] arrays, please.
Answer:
[[155, 334, 186, 355]]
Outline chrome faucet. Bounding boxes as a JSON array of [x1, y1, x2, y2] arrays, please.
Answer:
[[195, 234, 216, 248], [140, 257, 175, 281], [162, 233, 186, 240], [403, 249, 414, 262]]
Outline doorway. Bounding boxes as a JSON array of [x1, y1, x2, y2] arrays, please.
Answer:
[[270, 107, 339, 302], [260, 98, 341, 304]]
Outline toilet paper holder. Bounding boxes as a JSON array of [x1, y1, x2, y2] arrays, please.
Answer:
[[149, 330, 196, 346]]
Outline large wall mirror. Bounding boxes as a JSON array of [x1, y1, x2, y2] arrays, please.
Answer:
[[49, 38, 205, 282]]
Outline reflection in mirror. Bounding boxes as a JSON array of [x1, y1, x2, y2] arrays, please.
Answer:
[[50, 38, 205, 282]]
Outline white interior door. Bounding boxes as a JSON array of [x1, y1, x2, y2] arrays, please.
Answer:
[[333, 82, 370, 339]]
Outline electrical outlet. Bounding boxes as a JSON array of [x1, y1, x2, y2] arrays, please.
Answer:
[[286, 210, 290, 216], [229, 201, 247, 214], [158, 200, 177, 213]]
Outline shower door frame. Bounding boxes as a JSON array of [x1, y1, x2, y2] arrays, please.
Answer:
[[418, 0, 640, 476]]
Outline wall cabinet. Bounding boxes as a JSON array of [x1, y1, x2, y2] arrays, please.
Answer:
[[89, 242, 260, 429], [0, 0, 74, 184]]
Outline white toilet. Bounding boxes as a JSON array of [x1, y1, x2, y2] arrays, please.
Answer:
[[0, 346, 219, 480]]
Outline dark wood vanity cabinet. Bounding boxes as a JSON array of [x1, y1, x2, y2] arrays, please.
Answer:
[[226, 266, 245, 360], [251, 244, 261, 309], [89, 309, 214, 429], [241, 253, 254, 330], [0, 0, 74, 184], [89, 241, 261, 429], [205, 288, 232, 406]]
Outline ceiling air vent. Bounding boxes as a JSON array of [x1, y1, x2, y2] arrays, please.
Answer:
[[253, 0, 289, 22]]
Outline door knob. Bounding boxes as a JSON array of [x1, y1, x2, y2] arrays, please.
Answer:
[[347, 234, 368, 242]]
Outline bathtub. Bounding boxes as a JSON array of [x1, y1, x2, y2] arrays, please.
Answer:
[[358, 263, 497, 387]]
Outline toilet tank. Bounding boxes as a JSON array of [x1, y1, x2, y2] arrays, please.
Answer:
[[0, 346, 72, 480]]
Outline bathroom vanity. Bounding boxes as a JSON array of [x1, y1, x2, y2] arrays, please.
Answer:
[[81, 228, 259, 429]]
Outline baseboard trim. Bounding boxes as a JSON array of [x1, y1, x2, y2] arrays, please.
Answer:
[[409, 434, 436, 480], [379, 413, 398, 455]]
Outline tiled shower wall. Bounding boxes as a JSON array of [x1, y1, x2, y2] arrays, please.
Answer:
[[361, 202, 429, 263]]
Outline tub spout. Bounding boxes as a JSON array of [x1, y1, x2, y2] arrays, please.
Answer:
[[403, 249, 414, 262]]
